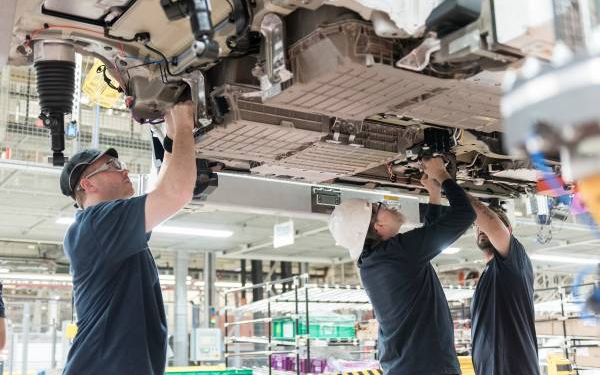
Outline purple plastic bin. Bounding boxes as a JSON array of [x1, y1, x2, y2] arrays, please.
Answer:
[[311, 358, 328, 374], [295, 358, 327, 374], [285, 355, 296, 371], [271, 354, 285, 370]]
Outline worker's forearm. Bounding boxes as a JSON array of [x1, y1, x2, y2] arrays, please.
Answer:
[[158, 129, 196, 199], [466, 193, 503, 231], [154, 146, 172, 185], [428, 191, 442, 205]]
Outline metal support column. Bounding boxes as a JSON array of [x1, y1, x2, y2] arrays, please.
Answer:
[[294, 280, 300, 375], [21, 303, 30, 375], [49, 298, 58, 368], [241, 259, 247, 300], [251, 260, 264, 301], [174, 249, 189, 366], [7, 325, 14, 375], [558, 287, 570, 359], [251, 260, 265, 343], [281, 262, 292, 291], [92, 104, 100, 148], [267, 283, 272, 375], [33, 298, 42, 333], [303, 276, 311, 370], [300, 263, 309, 275], [203, 251, 217, 327]]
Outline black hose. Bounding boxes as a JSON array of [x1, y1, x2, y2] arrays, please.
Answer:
[[144, 42, 187, 77]]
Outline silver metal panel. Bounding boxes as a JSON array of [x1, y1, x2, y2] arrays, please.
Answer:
[[196, 120, 324, 163], [43, 0, 131, 20], [266, 18, 505, 132], [270, 64, 504, 131], [0, 0, 17, 66], [251, 142, 398, 182], [202, 172, 421, 224]]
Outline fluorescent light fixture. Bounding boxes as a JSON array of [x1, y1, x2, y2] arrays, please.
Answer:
[[530, 254, 600, 265], [0, 268, 10, 273], [3, 273, 72, 282], [56, 217, 75, 225], [154, 225, 233, 238], [442, 247, 461, 255], [56, 218, 233, 238]]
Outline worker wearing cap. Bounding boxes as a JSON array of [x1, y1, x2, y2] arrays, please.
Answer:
[[329, 158, 476, 375], [465, 197, 539, 375], [58, 102, 197, 375]]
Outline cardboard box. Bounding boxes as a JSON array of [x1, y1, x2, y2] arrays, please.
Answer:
[[536, 318, 600, 337], [356, 319, 378, 340], [573, 346, 600, 368]]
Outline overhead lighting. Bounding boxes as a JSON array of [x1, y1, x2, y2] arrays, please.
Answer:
[[56, 217, 75, 225], [56, 218, 233, 238], [3, 273, 72, 282], [0, 268, 10, 273], [442, 247, 461, 255], [154, 225, 233, 238], [530, 254, 600, 265]]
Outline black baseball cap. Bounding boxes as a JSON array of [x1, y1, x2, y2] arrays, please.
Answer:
[[60, 148, 118, 197]]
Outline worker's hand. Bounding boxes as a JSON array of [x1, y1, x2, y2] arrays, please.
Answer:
[[167, 101, 195, 135], [422, 157, 452, 184], [420, 173, 441, 195], [421, 173, 442, 205]]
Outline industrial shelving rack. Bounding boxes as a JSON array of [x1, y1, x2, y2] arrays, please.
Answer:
[[222, 274, 476, 375], [534, 282, 600, 373], [223, 274, 374, 375]]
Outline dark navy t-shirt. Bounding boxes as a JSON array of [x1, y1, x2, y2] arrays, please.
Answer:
[[358, 180, 476, 375], [62, 195, 167, 375], [471, 236, 540, 375]]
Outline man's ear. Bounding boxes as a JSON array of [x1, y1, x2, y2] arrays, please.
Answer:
[[79, 178, 94, 193]]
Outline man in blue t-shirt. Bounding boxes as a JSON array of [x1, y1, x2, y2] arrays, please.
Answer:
[[329, 158, 476, 375], [465, 197, 540, 375], [58, 102, 197, 375]]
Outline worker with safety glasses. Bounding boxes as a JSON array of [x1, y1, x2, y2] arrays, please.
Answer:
[[329, 157, 476, 375], [58, 102, 197, 375]]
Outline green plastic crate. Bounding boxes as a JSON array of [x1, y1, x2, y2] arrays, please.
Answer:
[[272, 314, 356, 339]]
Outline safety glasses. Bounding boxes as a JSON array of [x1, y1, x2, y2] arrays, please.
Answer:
[[76, 158, 127, 192], [371, 202, 386, 223]]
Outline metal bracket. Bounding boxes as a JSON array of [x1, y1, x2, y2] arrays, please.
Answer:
[[170, 39, 220, 76], [182, 70, 211, 127], [397, 37, 441, 71], [252, 13, 293, 101]]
